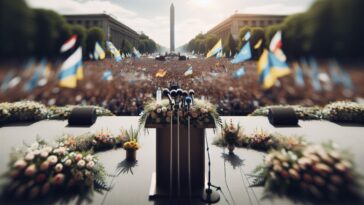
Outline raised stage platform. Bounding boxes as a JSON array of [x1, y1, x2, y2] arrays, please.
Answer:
[[0, 116, 364, 205]]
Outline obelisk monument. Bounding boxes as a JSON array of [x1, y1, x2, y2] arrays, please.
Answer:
[[170, 3, 175, 52]]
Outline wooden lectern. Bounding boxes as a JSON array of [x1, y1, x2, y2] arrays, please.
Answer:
[[146, 122, 214, 198]]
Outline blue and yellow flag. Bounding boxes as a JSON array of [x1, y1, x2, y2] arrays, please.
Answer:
[[59, 47, 83, 88], [231, 42, 251, 64], [309, 57, 321, 92], [106, 41, 122, 62], [329, 60, 354, 91], [133, 47, 141, 59], [233, 67, 245, 78], [24, 59, 48, 92], [102, 70, 113, 81], [294, 62, 305, 87], [206, 39, 222, 58], [257, 49, 291, 89], [94, 41, 105, 60]]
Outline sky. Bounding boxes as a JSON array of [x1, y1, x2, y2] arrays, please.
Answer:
[[26, 0, 315, 49]]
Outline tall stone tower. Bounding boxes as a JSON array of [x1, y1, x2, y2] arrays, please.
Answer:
[[170, 3, 175, 52]]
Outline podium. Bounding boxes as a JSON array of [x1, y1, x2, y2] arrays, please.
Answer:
[[146, 122, 215, 198]]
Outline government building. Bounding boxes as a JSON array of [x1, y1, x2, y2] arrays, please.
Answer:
[[64, 14, 139, 48], [207, 13, 287, 40]]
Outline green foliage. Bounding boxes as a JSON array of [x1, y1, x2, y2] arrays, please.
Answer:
[[70, 24, 87, 49], [224, 33, 237, 57], [137, 33, 157, 54], [85, 27, 106, 56]]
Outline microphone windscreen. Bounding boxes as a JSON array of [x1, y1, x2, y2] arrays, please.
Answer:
[[177, 89, 183, 95], [162, 88, 170, 96], [170, 90, 177, 97], [189, 89, 195, 95], [186, 96, 192, 104]]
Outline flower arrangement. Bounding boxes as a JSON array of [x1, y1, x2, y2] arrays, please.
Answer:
[[58, 129, 124, 152], [214, 125, 306, 152], [0, 101, 48, 124], [48, 105, 114, 120], [122, 126, 140, 151], [139, 99, 222, 129], [2, 141, 107, 200], [252, 143, 360, 200], [251, 105, 322, 120], [0, 101, 114, 124], [322, 101, 364, 124], [214, 120, 245, 147]]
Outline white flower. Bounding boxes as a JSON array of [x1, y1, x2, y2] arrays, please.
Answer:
[[161, 107, 167, 112], [32, 150, 40, 156], [85, 155, 93, 162], [156, 108, 162, 113], [47, 155, 58, 165], [13, 159, 27, 169], [86, 161, 95, 169], [40, 151, 49, 158], [77, 160, 86, 168], [25, 164, 37, 176], [54, 163, 63, 172], [25, 153, 35, 161], [65, 159, 72, 166], [30, 143, 39, 150]]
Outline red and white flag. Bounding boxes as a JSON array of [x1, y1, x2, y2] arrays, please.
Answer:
[[269, 31, 282, 52], [60, 35, 77, 53]]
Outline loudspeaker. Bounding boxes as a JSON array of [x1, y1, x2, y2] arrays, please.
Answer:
[[68, 107, 97, 126], [268, 107, 298, 126]]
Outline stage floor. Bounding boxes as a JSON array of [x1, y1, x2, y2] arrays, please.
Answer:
[[0, 116, 364, 205]]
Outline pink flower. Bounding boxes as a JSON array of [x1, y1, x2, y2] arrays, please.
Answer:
[[36, 173, 47, 183], [40, 161, 50, 171], [54, 163, 63, 172], [41, 182, 51, 195], [75, 153, 83, 161], [74, 171, 83, 181], [9, 170, 19, 178], [52, 173, 65, 185], [25, 164, 37, 176], [40, 151, 49, 158], [77, 160, 86, 168], [29, 186, 40, 199], [13, 159, 27, 169]]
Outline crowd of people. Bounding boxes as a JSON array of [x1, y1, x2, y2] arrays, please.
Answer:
[[0, 56, 363, 116]]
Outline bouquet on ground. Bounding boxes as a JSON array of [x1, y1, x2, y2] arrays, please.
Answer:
[[2, 141, 107, 200], [253, 143, 361, 200], [58, 129, 124, 152], [122, 126, 140, 151], [215, 120, 245, 153]]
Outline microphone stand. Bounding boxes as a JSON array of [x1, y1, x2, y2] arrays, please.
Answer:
[[201, 129, 221, 203]]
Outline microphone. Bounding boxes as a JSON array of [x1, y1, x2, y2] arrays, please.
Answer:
[[189, 89, 195, 105], [182, 90, 188, 110], [162, 88, 173, 108], [186, 96, 192, 112]]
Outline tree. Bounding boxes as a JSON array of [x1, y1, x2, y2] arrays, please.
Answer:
[[0, 0, 34, 60], [32, 9, 71, 59], [224, 33, 237, 57], [70, 24, 87, 49], [121, 39, 133, 54], [205, 34, 218, 51], [250, 27, 265, 59], [85, 27, 106, 56]]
